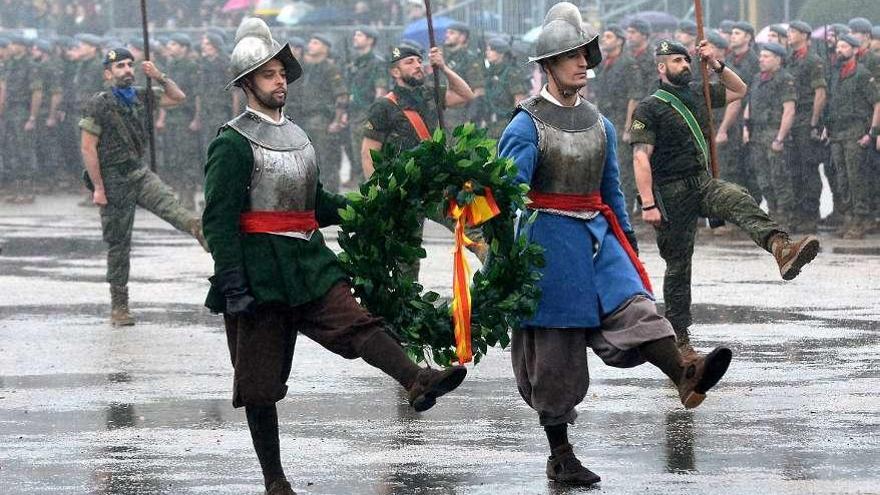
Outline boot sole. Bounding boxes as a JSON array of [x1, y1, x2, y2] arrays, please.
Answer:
[[781, 236, 820, 281], [683, 347, 732, 409], [548, 473, 602, 486], [411, 366, 467, 412]]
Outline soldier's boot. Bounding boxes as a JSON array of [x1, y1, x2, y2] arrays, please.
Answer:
[[110, 285, 135, 327], [769, 233, 820, 281], [265, 479, 296, 495], [677, 347, 733, 409], [407, 366, 468, 412], [673, 328, 699, 365], [546, 443, 601, 486], [188, 218, 210, 252]]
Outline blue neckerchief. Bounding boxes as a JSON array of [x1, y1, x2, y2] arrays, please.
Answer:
[[112, 86, 137, 107]]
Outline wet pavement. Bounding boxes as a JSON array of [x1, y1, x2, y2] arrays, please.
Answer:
[[1, 194, 879, 495]]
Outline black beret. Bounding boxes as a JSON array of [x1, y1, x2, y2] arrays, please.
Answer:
[[103, 47, 134, 67], [732, 21, 755, 37], [311, 33, 333, 48], [788, 21, 812, 35], [706, 30, 729, 49], [655, 39, 691, 62], [289, 36, 306, 49], [399, 38, 424, 52], [486, 36, 510, 53], [838, 33, 862, 48], [759, 42, 787, 58], [678, 20, 697, 36], [604, 24, 626, 41], [390, 44, 422, 64], [718, 20, 735, 34], [447, 21, 470, 35], [628, 19, 652, 35], [168, 33, 192, 48], [769, 24, 788, 38], [355, 26, 379, 40], [848, 17, 873, 34]]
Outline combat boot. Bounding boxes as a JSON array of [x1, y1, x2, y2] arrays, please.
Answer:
[[188, 218, 210, 252], [546, 443, 601, 486], [769, 233, 820, 281], [677, 341, 699, 365], [110, 285, 135, 327], [677, 347, 733, 409], [265, 478, 296, 495], [407, 366, 467, 412]]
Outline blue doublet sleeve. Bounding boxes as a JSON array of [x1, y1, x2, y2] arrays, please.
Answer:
[[499, 111, 539, 187], [599, 116, 634, 233]]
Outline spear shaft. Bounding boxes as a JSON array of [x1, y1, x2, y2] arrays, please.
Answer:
[[423, 0, 446, 131], [694, 0, 725, 228], [140, 0, 157, 172]]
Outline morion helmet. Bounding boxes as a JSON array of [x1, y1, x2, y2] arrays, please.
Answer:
[[226, 17, 302, 91], [529, 2, 601, 68]]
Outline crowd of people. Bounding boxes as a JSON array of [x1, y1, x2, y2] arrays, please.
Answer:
[[1, 12, 880, 239]]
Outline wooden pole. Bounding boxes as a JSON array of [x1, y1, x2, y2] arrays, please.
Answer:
[[140, 0, 157, 172], [694, 0, 725, 228], [423, 0, 446, 132]]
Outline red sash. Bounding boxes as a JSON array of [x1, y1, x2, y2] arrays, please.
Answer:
[[385, 91, 431, 141], [239, 211, 318, 233], [527, 190, 653, 293]]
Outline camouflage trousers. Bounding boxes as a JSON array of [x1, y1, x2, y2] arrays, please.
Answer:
[[653, 174, 782, 333], [348, 114, 368, 185], [162, 115, 202, 206], [617, 129, 636, 214], [788, 125, 826, 227], [718, 132, 762, 201], [830, 133, 873, 221], [100, 165, 197, 287], [302, 115, 342, 193], [751, 131, 796, 228], [3, 104, 37, 185]]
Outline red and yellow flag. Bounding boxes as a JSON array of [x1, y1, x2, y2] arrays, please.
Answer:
[[447, 184, 500, 364]]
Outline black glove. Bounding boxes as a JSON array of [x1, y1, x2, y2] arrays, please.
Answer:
[[210, 267, 256, 316], [624, 230, 639, 256]]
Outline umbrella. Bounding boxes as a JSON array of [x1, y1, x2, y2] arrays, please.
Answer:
[[276, 1, 314, 25], [222, 0, 256, 12], [254, 0, 287, 16], [401, 16, 457, 50], [619, 11, 679, 33]]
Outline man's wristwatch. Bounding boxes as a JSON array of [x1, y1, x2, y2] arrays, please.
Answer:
[[642, 204, 658, 211], [712, 61, 726, 74]]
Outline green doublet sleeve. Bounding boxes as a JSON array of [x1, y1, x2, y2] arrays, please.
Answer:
[[202, 127, 349, 313]]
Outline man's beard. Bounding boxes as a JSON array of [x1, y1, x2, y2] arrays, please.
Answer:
[[668, 68, 692, 86], [114, 76, 135, 88], [402, 74, 424, 87], [254, 86, 286, 109], [836, 53, 853, 64]]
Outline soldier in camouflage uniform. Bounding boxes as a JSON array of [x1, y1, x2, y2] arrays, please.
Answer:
[[2, 36, 38, 203], [345, 27, 386, 186], [786, 21, 828, 234], [595, 24, 641, 211], [79, 48, 206, 327], [624, 19, 654, 144], [767, 25, 789, 50], [482, 37, 528, 139], [197, 33, 235, 164], [161, 34, 201, 210], [72, 35, 106, 205], [849, 18, 880, 78], [31, 39, 63, 194], [743, 43, 797, 227], [630, 40, 820, 355], [443, 22, 485, 131], [826, 34, 880, 239], [0, 37, 8, 194], [285, 34, 348, 193]]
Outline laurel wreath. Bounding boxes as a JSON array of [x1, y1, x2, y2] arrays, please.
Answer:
[[337, 125, 544, 366]]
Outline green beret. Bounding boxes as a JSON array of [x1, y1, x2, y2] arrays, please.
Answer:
[[769, 24, 788, 38], [655, 39, 691, 62], [486, 36, 510, 53], [355, 26, 379, 40], [604, 24, 626, 41], [788, 21, 812, 35], [760, 42, 787, 58], [390, 44, 422, 64], [678, 20, 697, 36], [168, 33, 192, 48], [718, 20, 735, 34], [707, 30, 729, 50], [628, 19, 652, 36], [829, 24, 850, 36], [732, 21, 755, 37], [447, 21, 470, 35], [838, 33, 862, 48], [76, 33, 103, 48], [848, 17, 873, 35], [311, 33, 333, 49]]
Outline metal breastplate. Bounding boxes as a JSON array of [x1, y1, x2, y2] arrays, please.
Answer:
[[227, 111, 318, 214], [517, 96, 607, 197]]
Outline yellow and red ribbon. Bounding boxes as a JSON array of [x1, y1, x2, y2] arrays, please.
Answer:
[[447, 183, 500, 364]]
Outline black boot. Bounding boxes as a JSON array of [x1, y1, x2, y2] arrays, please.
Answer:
[[245, 405, 289, 493], [546, 443, 601, 486]]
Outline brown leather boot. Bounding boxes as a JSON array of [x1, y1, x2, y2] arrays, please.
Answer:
[[407, 366, 467, 412], [546, 443, 601, 486], [266, 478, 296, 495], [677, 340, 699, 366], [677, 347, 732, 409], [769, 233, 820, 281], [110, 286, 135, 327]]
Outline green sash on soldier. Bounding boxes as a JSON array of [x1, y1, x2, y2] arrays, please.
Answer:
[[652, 88, 709, 170]]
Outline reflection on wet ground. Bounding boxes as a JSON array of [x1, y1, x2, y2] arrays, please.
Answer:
[[2, 195, 879, 494]]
